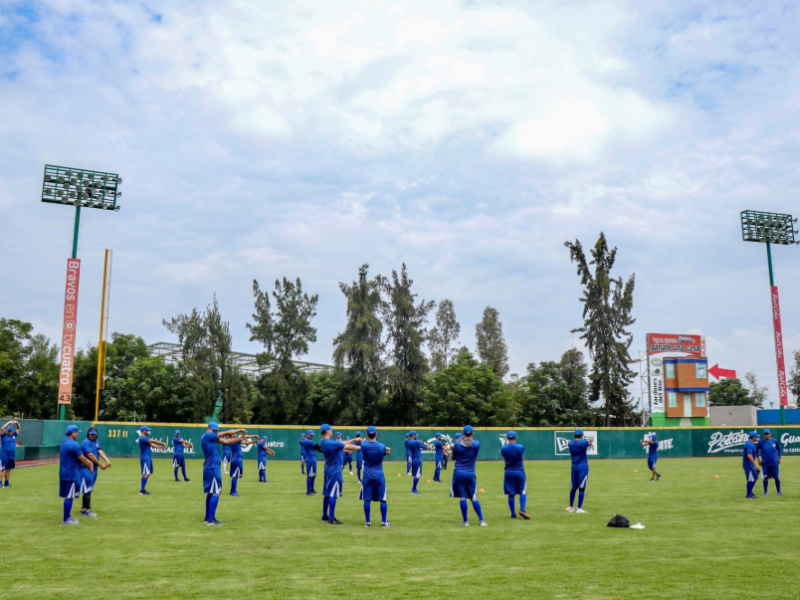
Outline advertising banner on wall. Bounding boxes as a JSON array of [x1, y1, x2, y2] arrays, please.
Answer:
[[771, 287, 789, 407], [646, 333, 706, 414], [58, 259, 81, 405]]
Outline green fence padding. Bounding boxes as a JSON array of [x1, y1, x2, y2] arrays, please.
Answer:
[[42, 420, 93, 446]]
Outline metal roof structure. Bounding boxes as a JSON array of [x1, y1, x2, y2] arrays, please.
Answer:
[[148, 342, 331, 376]]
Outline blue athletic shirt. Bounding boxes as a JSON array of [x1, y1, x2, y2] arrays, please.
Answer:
[[756, 438, 781, 467], [230, 439, 243, 461], [300, 439, 305, 458], [743, 440, 757, 469], [648, 441, 659, 457], [500, 442, 525, 471], [321, 438, 345, 476], [222, 444, 231, 459], [201, 431, 221, 469], [434, 440, 444, 460], [568, 439, 590, 469], [138, 435, 152, 460], [452, 439, 481, 473], [59, 437, 83, 480], [257, 441, 267, 462], [404, 438, 411, 458], [408, 439, 427, 462], [173, 437, 185, 456], [360, 440, 387, 479], [81, 438, 100, 461], [301, 438, 317, 462], [1, 432, 17, 454]]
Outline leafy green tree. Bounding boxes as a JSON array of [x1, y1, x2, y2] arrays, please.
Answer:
[[744, 372, 768, 407], [381, 264, 435, 424], [565, 233, 638, 426], [306, 369, 340, 423], [559, 348, 591, 415], [332, 264, 386, 423], [428, 299, 461, 372], [248, 277, 319, 424], [475, 306, 509, 379], [420, 352, 505, 426], [709, 378, 758, 407]]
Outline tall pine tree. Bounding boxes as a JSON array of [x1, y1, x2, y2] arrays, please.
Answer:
[[428, 299, 461, 372], [475, 306, 509, 379]]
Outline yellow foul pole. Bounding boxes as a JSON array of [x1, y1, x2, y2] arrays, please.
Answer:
[[94, 249, 110, 422]]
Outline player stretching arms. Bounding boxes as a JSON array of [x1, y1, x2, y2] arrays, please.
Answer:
[[1, 420, 20, 487], [60, 425, 94, 525], [302, 430, 319, 495], [744, 431, 761, 499], [344, 436, 354, 474], [80, 427, 110, 518], [407, 431, 431, 494], [641, 433, 660, 481], [404, 434, 412, 476], [172, 430, 193, 482], [501, 431, 530, 520], [229, 433, 258, 496], [358, 426, 392, 527], [320, 424, 361, 524], [568, 428, 592, 513], [300, 433, 306, 474], [353, 431, 364, 481], [432, 433, 449, 483], [451, 425, 486, 526], [138, 426, 167, 495], [257, 436, 276, 483], [757, 428, 782, 497], [201, 422, 247, 526]]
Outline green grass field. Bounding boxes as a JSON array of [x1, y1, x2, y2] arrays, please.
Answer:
[[2, 456, 798, 599]]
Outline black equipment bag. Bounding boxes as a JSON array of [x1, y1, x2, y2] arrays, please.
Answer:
[[607, 514, 630, 528]]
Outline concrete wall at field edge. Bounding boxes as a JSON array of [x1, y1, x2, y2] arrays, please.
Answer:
[[710, 406, 757, 427]]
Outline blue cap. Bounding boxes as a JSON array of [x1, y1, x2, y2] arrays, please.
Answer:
[[574, 428, 584, 436], [749, 431, 759, 438], [367, 425, 377, 435], [6, 426, 14, 432], [208, 422, 219, 431], [66, 424, 81, 434], [455, 433, 462, 439], [263, 436, 269, 441], [435, 433, 441, 438], [345, 436, 351, 440], [320, 424, 332, 433], [141, 425, 151, 432], [355, 431, 362, 436], [175, 430, 181, 435], [507, 430, 517, 439], [306, 429, 315, 436], [335, 431, 342, 437], [651, 433, 657, 439], [409, 430, 417, 436], [87, 427, 98, 435], [463, 425, 474, 435], [300, 432, 305, 437], [763, 428, 771, 435]]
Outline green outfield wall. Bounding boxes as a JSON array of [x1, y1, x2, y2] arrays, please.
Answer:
[[8, 420, 800, 462]]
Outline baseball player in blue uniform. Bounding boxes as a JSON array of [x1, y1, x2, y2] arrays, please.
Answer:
[[404, 434, 412, 476], [641, 433, 660, 481], [354, 431, 364, 481], [79, 426, 110, 517], [301, 429, 319, 495], [432, 433, 449, 482], [744, 431, 760, 499], [358, 426, 392, 527], [500, 431, 530, 520], [201, 422, 247, 526], [172, 430, 193, 482], [344, 436, 354, 474], [59, 424, 93, 525], [407, 431, 431, 494], [300, 433, 306, 474], [568, 428, 592, 513], [137, 425, 167, 495], [450, 425, 486, 526], [228, 433, 258, 496], [319, 424, 361, 524], [1, 420, 20, 487], [757, 428, 783, 496], [257, 436, 276, 483]]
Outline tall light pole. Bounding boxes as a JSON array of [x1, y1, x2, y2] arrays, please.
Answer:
[[42, 165, 122, 420], [740, 210, 798, 425]]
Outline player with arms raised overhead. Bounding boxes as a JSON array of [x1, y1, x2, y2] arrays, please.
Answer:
[[641, 433, 660, 481], [450, 425, 486, 527], [138, 426, 167, 495], [172, 430, 193, 482], [757, 428, 782, 497], [407, 431, 431, 494], [257, 436, 276, 483], [59, 424, 94, 525], [568, 428, 592, 513], [501, 431, 530, 520], [319, 424, 362, 524], [201, 422, 247, 526], [79, 426, 110, 518], [358, 426, 392, 527], [743, 431, 761, 499], [1, 420, 20, 488]]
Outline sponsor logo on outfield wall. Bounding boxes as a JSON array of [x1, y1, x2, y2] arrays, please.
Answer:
[[555, 431, 598, 456], [642, 433, 674, 452], [707, 430, 749, 454]]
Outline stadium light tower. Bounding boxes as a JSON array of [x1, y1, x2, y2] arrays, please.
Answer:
[[740, 210, 798, 425], [42, 165, 123, 420]]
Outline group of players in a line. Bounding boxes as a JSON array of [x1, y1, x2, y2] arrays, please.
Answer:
[[48, 421, 785, 525]]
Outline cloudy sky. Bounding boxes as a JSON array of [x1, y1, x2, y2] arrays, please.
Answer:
[[1, 0, 799, 406]]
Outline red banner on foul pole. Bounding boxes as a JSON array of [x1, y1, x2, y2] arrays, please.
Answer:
[[58, 259, 81, 405], [771, 286, 789, 407]]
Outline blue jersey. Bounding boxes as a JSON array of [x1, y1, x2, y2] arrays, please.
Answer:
[[569, 439, 590, 469], [336, 439, 346, 462], [321, 438, 345, 476], [257, 441, 268, 462], [201, 431, 221, 469], [404, 439, 411, 458], [743, 440, 757, 469], [301, 438, 317, 461], [173, 437, 185, 456], [648, 441, 659, 457], [81, 438, 101, 461], [452, 439, 481, 473], [434, 440, 444, 460], [59, 437, 83, 480], [1, 432, 17, 454], [222, 444, 232, 459], [230, 439, 243, 461], [408, 439, 427, 462], [500, 442, 525, 471], [300, 439, 305, 458], [756, 438, 781, 467], [360, 441, 387, 480], [138, 436, 152, 460]]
